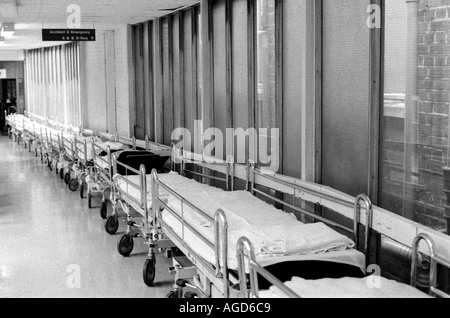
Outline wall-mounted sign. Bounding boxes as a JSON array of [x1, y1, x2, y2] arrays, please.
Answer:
[[42, 29, 96, 42], [0, 69, 6, 79]]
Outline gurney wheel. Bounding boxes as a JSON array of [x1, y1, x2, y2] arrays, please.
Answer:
[[184, 292, 198, 299], [165, 291, 176, 298], [64, 173, 70, 185], [117, 234, 134, 257], [143, 258, 156, 287], [69, 179, 80, 192], [105, 215, 119, 235], [80, 183, 86, 199], [100, 201, 108, 219]]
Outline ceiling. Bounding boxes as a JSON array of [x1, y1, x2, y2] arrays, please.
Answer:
[[0, 0, 199, 50]]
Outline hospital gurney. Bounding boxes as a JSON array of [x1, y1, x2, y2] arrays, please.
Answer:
[[89, 136, 131, 218], [150, 157, 371, 298], [7, 113, 26, 144], [74, 135, 95, 200], [106, 147, 171, 237], [236, 232, 450, 298], [57, 133, 79, 188], [113, 153, 232, 288]]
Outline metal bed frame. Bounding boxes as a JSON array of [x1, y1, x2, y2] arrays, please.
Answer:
[[110, 149, 233, 289], [91, 134, 129, 219], [411, 233, 450, 298], [104, 137, 169, 232], [247, 161, 373, 264], [155, 160, 372, 298], [235, 192, 373, 299], [74, 136, 92, 200], [237, 231, 450, 298], [58, 133, 78, 187]]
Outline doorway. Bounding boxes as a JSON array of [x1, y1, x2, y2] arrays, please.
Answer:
[[0, 79, 17, 133]]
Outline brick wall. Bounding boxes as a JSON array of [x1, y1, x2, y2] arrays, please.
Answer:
[[383, 0, 450, 232], [416, 0, 450, 230]]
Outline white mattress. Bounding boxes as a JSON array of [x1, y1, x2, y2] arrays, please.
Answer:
[[162, 189, 363, 271], [117, 172, 364, 272], [258, 276, 431, 298], [116, 172, 222, 215]]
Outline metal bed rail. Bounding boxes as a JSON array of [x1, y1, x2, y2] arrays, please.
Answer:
[[93, 142, 114, 182], [109, 150, 234, 289], [237, 231, 450, 299], [247, 161, 372, 262], [411, 233, 450, 298], [237, 237, 300, 298], [178, 149, 235, 192], [61, 134, 76, 162], [235, 191, 373, 299], [112, 150, 235, 229], [152, 169, 231, 297]]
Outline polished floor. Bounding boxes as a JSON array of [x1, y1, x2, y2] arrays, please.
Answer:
[[0, 135, 173, 298]]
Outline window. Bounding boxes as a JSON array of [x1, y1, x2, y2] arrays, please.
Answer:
[[256, 0, 277, 130], [380, 0, 450, 235]]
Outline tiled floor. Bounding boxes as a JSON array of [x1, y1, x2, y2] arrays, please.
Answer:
[[0, 135, 173, 298]]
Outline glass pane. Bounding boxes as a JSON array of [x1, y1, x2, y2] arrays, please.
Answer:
[[256, 0, 276, 129], [380, 0, 450, 235]]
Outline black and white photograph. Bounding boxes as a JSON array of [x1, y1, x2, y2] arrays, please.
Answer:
[[0, 0, 449, 301]]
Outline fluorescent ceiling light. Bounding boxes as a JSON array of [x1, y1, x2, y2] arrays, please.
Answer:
[[1, 23, 14, 38]]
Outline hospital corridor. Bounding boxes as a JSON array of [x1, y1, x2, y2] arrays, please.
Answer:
[[1, 0, 450, 300], [0, 136, 174, 298]]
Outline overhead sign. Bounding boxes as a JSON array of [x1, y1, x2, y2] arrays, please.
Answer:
[[0, 69, 6, 79], [42, 29, 96, 42]]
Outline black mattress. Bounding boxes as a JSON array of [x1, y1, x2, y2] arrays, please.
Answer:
[[116, 150, 170, 176]]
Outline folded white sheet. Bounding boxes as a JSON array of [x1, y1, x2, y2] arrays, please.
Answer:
[[117, 172, 362, 271], [259, 276, 431, 298], [162, 188, 356, 271]]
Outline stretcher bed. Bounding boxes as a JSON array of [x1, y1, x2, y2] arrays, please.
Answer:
[[74, 135, 97, 200], [152, 160, 370, 298], [236, 232, 450, 298], [105, 148, 172, 236], [111, 151, 230, 288], [88, 137, 131, 217], [57, 133, 80, 188]]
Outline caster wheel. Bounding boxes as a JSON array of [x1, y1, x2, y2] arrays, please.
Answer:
[[143, 258, 156, 287], [165, 291, 176, 298], [88, 193, 92, 208], [105, 215, 119, 235], [100, 201, 108, 219], [69, 179, 80, 192], [117, 234, 134, 257], [80, 182, 86, 199], [64, 172, 70, 185], [184, 292, 198, 299]]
